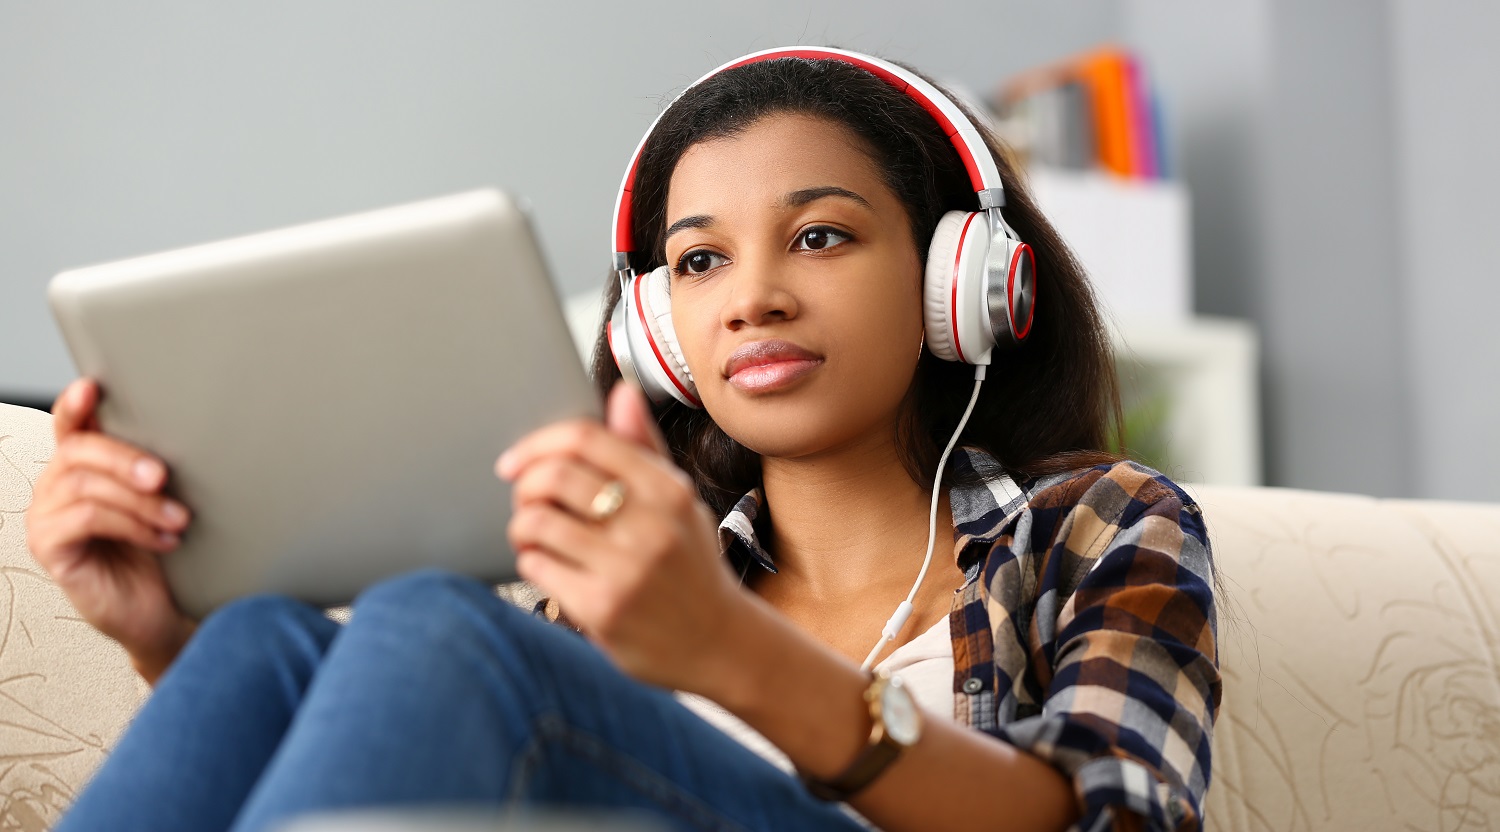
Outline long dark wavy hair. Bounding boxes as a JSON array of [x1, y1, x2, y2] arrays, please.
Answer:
[[590, 55, 1122, 519]]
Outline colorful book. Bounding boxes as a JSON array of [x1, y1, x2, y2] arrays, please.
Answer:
[[994, 44, 1165, 180]]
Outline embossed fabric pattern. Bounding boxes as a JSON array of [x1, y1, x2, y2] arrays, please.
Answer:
[[0, 404, 148, 832], [1195, 486, 1500, 832]]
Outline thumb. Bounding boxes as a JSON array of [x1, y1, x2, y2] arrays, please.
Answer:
[[53, 379, 98, 442], [606, 380, 670, 457]]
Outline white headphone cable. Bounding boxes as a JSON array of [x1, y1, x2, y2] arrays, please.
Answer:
[[859, 363, 987, 672]]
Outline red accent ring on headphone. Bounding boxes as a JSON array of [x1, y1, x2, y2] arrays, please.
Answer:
[[632, 274, 701, 407], [1008, 244, 1036, 341], [949, 213, 980, 364]]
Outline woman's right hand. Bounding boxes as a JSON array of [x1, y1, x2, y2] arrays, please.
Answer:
[[25, 379, 197, 684]]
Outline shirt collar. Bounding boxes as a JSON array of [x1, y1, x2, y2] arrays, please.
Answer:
[[717, 489, 777, 577], [715, 447, 1029, 578], [947, 447, 1029, 545]]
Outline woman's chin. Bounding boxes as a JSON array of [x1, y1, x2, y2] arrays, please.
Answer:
[[716, 409, 875, 462], [702, 372, 907, 462]]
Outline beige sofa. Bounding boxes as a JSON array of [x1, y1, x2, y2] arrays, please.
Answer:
[[4, 399, 1499, 831]]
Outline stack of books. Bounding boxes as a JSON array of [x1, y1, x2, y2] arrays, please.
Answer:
[[992, 45, 1166, 180]]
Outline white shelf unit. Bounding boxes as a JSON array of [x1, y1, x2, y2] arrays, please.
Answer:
[[1111, 316, 1261, 487], [1026, 166, 1192, 322], [1027, 166, 1260, 486]]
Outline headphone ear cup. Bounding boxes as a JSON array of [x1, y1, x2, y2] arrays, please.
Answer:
[[641, 266, 698, 397], [923, 210, 994, 364], [923, 212, 967, 362], [611, 266, 701, 408]]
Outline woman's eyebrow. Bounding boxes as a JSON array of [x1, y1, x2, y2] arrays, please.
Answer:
[[782, 186, 872, 209], [664, 215, 713, 244], [663, 186, 870, 244]]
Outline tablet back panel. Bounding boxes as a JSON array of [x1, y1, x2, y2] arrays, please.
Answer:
[[50, 190, 599, 617]]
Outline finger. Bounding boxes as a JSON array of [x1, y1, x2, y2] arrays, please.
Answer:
[[53, 433, 168, 493], [508, 503, 601, 571], [48, 469, 190, 533], [498, 420, 687, 497], [511, 456, 612, 519], [45, 501, 180, 557], [606, 380, 671, 457], [514, 547, 590, 604], [52, 379, 98, 442]]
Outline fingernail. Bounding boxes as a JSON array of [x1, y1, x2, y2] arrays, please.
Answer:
[[162, 500, 188, 526], [496, 450, 516, 479], [157, 531, 179, 549], [133, 458, 165, 489]]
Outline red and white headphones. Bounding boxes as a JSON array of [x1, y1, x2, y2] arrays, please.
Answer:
[[607, 46, 1037, 408]]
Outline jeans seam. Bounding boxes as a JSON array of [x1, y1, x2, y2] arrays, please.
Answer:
[[507, 712, 757, 832]]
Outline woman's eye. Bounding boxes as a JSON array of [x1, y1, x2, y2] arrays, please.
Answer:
[[794, 226, 852, 252], [674, 249, 728, 276]]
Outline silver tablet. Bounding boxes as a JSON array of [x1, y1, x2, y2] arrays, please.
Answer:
[[49, 189, 600, 618]]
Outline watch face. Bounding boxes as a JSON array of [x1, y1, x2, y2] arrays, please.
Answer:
[[881, 676, 922, 746]]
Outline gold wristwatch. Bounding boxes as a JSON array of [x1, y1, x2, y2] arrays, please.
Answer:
[[803, 670, 922, 801]]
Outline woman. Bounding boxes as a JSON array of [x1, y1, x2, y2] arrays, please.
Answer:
[[27, 48, 1219, 832]]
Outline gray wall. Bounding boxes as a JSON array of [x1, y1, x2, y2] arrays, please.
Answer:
[[1126, 0, 1415, 497], [5, 2, 1498, 500], [1126, 0, 1499, 500], [0, 0, 1117, 400], [1390, 1, 1500, 501], [1258, 2, 1411, 497]]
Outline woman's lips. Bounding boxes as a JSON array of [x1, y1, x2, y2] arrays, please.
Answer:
[[724, 340, 824, 394]]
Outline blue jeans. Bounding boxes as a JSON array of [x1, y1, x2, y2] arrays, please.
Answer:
[[56, 570, 866, 832]]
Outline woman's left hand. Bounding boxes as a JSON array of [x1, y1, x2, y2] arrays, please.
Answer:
[[497, 381, 746, 692]]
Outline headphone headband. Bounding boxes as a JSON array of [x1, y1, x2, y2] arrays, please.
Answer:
[[610, 46, 1007, 263]]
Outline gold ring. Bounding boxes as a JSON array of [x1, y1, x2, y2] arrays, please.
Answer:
[[588, 480, 628, 522]]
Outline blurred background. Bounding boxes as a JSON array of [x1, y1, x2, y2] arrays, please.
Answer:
[[2, 1, 1496, 501]]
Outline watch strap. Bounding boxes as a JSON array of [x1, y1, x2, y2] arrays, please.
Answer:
[[801, 671, 914, 802], [802, 739, 903, 801]]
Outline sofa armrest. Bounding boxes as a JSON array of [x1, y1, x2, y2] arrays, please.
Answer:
[[1, 403, 150, 830]]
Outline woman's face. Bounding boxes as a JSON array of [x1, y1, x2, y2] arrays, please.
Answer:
[[662, 112, 925, 460]]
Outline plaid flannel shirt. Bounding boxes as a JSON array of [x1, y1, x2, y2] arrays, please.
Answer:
[[715, 449, 1220, 832]]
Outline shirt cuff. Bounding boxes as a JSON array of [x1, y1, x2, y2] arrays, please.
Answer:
[[992, 718, 1202, 832], [1071, 756, 1198, 832]]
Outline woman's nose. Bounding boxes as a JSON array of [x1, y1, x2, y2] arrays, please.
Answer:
[[719, 255, 798, 329]]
